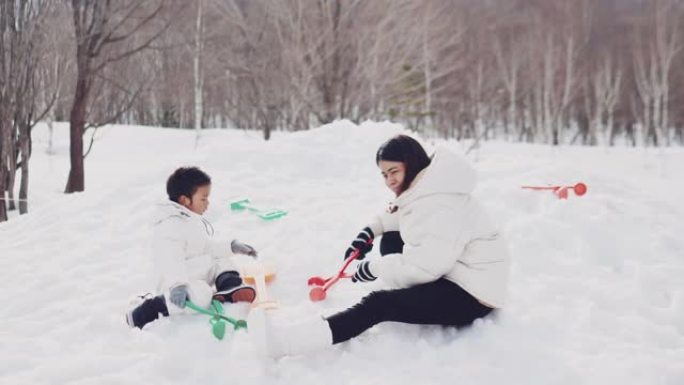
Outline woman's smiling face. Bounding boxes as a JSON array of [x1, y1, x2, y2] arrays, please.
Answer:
[[378, 160, 406, 196]]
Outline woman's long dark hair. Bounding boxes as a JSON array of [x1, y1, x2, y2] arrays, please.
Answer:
[[376, 135, 431, 195]]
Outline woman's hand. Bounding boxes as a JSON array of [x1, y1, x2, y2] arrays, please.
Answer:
[[344, 226, 374, 260], [351, 261, 377, 282]]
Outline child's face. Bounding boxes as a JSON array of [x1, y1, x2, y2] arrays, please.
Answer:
[[181, 184, 211, 215], [378, 160, 406, 196]]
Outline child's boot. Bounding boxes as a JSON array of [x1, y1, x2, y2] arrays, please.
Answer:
[[126, 294, 169, 329], [213, 270, 256, 303]]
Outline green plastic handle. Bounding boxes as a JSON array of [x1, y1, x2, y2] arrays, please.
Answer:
[[186, 300, 248, 330], [211, 317, 227, 340]]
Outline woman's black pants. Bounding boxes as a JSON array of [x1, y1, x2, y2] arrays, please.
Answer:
[[326, 231, 494, 344]]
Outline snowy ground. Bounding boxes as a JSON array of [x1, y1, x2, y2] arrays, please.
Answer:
[[1, 121, 683, 385]]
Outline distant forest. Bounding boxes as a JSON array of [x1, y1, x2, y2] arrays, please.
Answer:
[[1, 0, 684, 219]]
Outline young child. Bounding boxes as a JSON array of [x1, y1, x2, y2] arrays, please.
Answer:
[[126, 166, 258, 329]]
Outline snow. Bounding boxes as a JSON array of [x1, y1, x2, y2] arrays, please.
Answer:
[[1, 120, 683, 385]]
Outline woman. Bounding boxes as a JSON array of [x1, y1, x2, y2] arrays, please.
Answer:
[[255, 135, 510, 356]]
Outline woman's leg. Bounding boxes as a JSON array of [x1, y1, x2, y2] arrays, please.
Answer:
[[326, 278, 493, 344]]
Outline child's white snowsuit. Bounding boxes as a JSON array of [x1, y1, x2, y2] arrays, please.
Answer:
[[151, 201, 238, 309]]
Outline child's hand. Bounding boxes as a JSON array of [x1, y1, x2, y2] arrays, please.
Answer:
[[169, 285, 189, 308], [231, 240, 258, 258]]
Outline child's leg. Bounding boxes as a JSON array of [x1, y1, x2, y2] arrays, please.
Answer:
[[208, 259, 256, 303], [326, 278, 493, 344], [380, 231, 404, 255], [127, 282, 213, 328], [213, 270, 256, 303], [215, 270, 242, 291], [126, 295, 169, 329]]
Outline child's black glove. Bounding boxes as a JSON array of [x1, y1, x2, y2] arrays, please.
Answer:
[[344, 226, 374, 260], [351, 261, 377, 283]]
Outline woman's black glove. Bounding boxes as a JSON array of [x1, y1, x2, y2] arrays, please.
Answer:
[[351, 261, 377, 283], [344, 226, 374, 260]]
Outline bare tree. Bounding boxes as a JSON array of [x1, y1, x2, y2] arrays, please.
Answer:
[[589, 56, 622, 145], [412, 1, 469, 138], [193, 0, 204, 138], [633, 0, 682, 146], [492, 4, 531, 141], [216, 1, 285, 140], [64, 0, 167, 193], [412, 0, 467, 133], [527, 0, 592, 145], [0, 0, 58, 221]]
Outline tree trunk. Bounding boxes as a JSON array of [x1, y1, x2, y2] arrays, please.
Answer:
[[7, 174, 16, 211], [65, 74, 88, 193], [47, 120, 54, 154], [7, 138, 17, 210], [194, 0, 204, 136], [0, 167, 6, 222], [19, 135, 29, 214]]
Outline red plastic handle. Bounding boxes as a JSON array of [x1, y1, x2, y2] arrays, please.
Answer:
[[307, 240, 372, 300], [521, 182, 587, 199]]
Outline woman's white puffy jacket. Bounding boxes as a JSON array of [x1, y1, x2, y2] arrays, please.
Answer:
[[368, 147, 510, 308], [151, 201, 238, 308]]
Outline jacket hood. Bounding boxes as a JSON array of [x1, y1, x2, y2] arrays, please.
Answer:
[[152, 200, 196, 225], [394, 146, 476, 207]]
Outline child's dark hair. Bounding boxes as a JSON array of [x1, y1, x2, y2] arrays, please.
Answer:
[[166, 167, 211, 203], [376, 135, 431, 194]]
